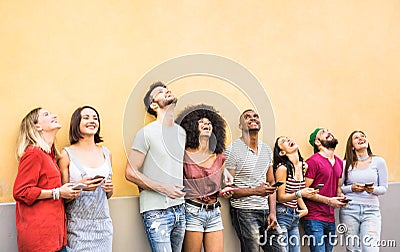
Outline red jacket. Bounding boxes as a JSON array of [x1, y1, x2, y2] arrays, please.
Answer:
[[13, 146, 67, 252]]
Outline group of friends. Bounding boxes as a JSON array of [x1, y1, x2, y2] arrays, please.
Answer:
[[13, 81, 388, 252]]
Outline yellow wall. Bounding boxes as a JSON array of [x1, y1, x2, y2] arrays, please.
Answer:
[[1, 1, 399, 202]]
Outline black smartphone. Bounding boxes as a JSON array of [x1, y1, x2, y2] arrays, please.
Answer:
[[364, 182, 374, 187], [341, 199, 352, 203], [272, 181, 284, 187], [315, 184, 324, 190], [181, 187, 191, 192], [93, 175, 105, 180]]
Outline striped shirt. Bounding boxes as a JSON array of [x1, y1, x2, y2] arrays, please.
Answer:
[[224, 138, 272, 210], [281, 176, 306, 208]]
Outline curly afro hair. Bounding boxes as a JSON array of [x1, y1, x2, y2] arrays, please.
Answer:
[[175, 104, 226, 154]]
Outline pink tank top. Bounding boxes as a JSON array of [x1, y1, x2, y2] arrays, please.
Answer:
[[183, 153, 226, 204]]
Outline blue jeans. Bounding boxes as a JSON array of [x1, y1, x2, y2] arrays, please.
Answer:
[[276, 205, 300, 252], [141, 204, 186, 252], [339, 203, 381, 252], [57, 246, 67, 252], [230, 207, 285, 252], [301, 219, 336, 252]]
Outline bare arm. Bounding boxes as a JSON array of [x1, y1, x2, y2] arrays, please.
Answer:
[[265, 165, 278, 230], [337, 178, 344, 196], [58, 149, 70, 185], [275, 165, 292, 203], [276, 166, 317, 203], [103, 152, 113, 199], [229, 168, 276, 199], [125, 149, 184, 199], [57, 149, 84, 201], [297, 198, 308, 218], [266, 165, 277, 212]]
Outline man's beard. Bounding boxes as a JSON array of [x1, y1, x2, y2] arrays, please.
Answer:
[[243, 126, 260, 133], [247, 127, 260, 133], [158, 97, 177, 108], [320, 138, 338, 149]]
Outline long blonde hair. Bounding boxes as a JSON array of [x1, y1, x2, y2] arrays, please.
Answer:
[[16, 107, 54, 160]]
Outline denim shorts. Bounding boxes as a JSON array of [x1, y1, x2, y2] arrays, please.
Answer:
[[185, 201, 224, 232]]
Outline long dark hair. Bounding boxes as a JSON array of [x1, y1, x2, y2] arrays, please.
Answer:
[[272, 137, 304, 180], [343, 130, 373, 185], [175, 104, 226, 154], [69, 105, 103, 144]]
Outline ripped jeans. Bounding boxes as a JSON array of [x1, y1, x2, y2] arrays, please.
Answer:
[[339, 203, 381, 252], [142, 204, 186, 252]]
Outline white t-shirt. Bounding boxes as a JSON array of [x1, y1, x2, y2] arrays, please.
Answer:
[[132, 121, 186, 213]]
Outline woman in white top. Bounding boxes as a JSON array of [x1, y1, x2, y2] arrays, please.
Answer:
[[59, 106, 114, 252], [340, 130, 388, 252]]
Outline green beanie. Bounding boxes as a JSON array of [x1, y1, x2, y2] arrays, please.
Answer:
[[309, 128, 322, 153]]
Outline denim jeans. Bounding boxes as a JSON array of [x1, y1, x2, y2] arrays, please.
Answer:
[[57, 246, 67, 252], [141, 204, 186, 252], [301, 219, 336, 252], [276, 205, 300, 252], [230, 207, 285, 252], [339, 203, 381, 252]]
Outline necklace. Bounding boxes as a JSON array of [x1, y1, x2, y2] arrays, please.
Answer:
[[357, 155, 369, 161]]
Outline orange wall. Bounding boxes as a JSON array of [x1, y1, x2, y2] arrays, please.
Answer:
[[1, 1, 399, 202]]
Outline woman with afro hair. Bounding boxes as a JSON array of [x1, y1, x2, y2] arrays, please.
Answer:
[[176, 104, 233, 252]]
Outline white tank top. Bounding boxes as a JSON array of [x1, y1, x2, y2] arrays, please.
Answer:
[[65, 146, 112, 183]]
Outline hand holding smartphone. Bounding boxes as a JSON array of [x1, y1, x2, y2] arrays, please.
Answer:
[[92, 175, 105, 180], [72, 183, 87, 190], [181, 187, 191, 192], [86, 175, 106, 189], [314, 184, 324, 190], [272, 181, 284, 187], [340, 198, 352, 203], [219, 187, 239, 195]]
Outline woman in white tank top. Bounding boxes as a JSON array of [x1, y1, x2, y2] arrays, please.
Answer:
[[59, 106, 113, 252]]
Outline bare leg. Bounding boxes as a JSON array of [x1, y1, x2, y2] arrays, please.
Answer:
[[183, 231, 204, 252], [204, 230, 223, 252]]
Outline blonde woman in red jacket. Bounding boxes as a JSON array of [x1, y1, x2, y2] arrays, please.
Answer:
[[13, 107, 79, 252]]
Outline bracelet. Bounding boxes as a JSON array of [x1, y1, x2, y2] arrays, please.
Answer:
[[295, 190, 302, 199], [52, 188, 60, 200], [327, 198, 331, 206]]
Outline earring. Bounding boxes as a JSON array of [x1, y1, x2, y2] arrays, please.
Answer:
[[279, 151, 286, 156]]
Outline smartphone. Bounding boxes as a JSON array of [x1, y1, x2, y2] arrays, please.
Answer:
[[219, 187, 239, 195], [72, 183, 87, 190], [92, 175, 105, 180], [272, 181, 284, 187], [315, 184, 324, 190], [341, 198, 352, 203], [364, 182, 374, 187], [181, 187, 191, 192]]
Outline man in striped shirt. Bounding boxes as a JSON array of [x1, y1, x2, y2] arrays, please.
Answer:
[[225, 109, 284, 252]]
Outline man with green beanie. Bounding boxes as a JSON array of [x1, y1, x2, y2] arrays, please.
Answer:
[[309, 128, 322, 154], [302, 128, 348, 252]]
